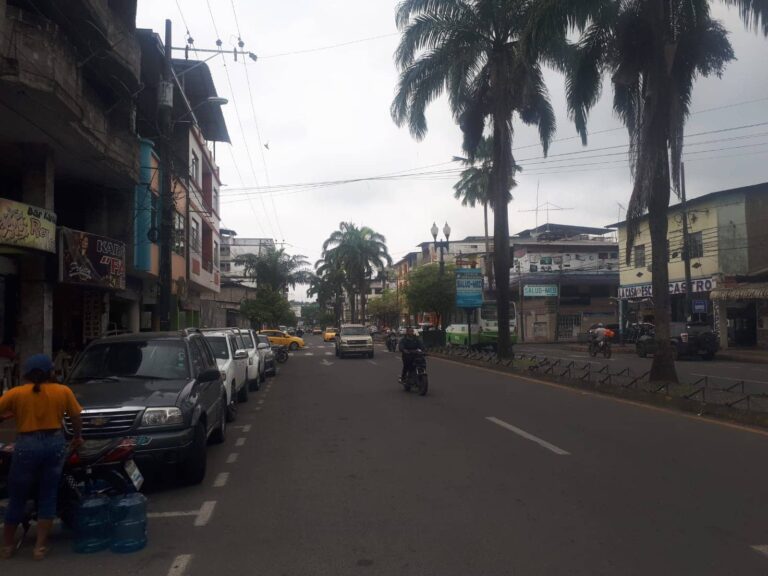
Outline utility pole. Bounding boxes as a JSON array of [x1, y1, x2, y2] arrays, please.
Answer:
[[158, 19, 174, 331], [680, 162, 693, 320]]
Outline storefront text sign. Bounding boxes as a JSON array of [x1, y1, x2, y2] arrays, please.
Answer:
[[619, 277, 716, 299], [456, 268, 484, 308], [523, 285, 559, 297], [0, 198, 56, 253], [59, 227, 126, 290]]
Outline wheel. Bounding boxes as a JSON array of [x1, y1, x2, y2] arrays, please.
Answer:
[[226, 383, 238, 422], [401, 380, 412, 392], [238, 379, 249, 403], [417, 374, 429, 396], [180, 422, 207, 485], [289, 342, 298, 351], [638, 344, 647, 358], [589, 344, 598, 358], [209, 393, 227, 444], [604, 345, 612, 359]]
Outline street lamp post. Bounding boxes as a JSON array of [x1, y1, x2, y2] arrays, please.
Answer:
[[431, 221, 451, 276]]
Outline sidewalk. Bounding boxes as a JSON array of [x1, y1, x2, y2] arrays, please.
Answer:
[[547, 342, 768, 364]]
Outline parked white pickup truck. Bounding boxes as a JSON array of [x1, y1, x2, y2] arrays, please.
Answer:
[[202, 329, 249, 421]]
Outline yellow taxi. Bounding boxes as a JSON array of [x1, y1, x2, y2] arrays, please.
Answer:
[[259, 329, 305, 351], [322, 327, 338, 342]]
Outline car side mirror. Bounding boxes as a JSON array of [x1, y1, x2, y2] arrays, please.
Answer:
[[198, 368, 221, 382], [257, 343, 270, 350], [234, 350, 248, 360]]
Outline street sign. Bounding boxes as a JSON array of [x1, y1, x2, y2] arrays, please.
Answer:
[[455, 268, 483, 308], [523, 285, 558, 297], [693, 299, 707, 313]]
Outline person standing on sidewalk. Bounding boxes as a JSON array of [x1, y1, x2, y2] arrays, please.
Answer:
[[0, 354, 83, 560]]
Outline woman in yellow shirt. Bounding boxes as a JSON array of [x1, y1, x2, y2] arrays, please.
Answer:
[[0, 354, 83, 560]]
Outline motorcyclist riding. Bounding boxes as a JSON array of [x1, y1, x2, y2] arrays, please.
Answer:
[[398, 327, 423, 383]]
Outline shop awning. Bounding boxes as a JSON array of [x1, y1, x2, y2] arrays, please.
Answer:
[[710, 282, 768, 300]]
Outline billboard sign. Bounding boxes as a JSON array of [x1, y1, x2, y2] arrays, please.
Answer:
[[455, 268, 484, 308], [59, 227, 126, 290], [0, 198, 56, 253], [523, 285, 559, 297]]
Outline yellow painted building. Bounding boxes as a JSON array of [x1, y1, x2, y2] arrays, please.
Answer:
[[615, 182, 768, 348]]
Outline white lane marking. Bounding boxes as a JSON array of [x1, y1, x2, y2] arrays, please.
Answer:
[[368, 360, 378, 365], [321, 359, 335, 366], [235, 437, 246, 447], [486, 416, 570, 456], [213, 472, 229, 488], [751, 545, 768, 558], [241, 424, 252, 432], [325, 352, 333, 356], [167, 554, 192, 576], [194, 501, 216, 527], [255, 407, 262, 411], [257, 399, 265, 405], [226, 453, 239, 464], [147, 510, 198, 519], [691, 373, 768, 384], [304, 352, 314, 356]]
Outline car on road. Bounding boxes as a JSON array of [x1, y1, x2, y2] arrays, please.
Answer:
[[64, 328, 227, 485], [259, 329, 306, 351], [202, 329, 249, 419], [322, 327, 338, 342], [312, 327, 322, 335], [636, 322, 719, 360], [256, 334, 277, 376], [335, 324, 374, 358], [236, 328, 264, 391]]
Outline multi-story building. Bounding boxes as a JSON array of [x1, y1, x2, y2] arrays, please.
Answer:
[[615, 182, 768, 349], [509, 224, 619, 342], [0, 0, 141, 362], [219, 231, 275, 287]]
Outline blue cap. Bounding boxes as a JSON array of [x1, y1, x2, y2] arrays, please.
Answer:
[[23, 354, 54, 375]]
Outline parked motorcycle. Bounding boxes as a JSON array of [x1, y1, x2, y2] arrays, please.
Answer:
[[273, 345, 289, 364], [400, 350, 428, 396], [0, 436, 142, 535]]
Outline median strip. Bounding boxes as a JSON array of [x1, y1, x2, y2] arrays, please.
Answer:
[[486, 416, 570, 456]]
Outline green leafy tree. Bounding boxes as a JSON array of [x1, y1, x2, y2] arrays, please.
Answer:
[[367, 289, 401, 329], [235, 247, 312, 292], [392, 0, 556, 357], [320, 222, 393, 323], [404, 265, 456, 328], [527, 0, 766, 382], [241, 287, 296, 329]]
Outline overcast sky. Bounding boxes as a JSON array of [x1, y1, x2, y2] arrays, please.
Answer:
[[137, 1, 768, 301]]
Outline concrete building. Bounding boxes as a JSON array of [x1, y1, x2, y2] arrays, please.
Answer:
[[614, 182, 768, 349], [219, 231, 275, 287]]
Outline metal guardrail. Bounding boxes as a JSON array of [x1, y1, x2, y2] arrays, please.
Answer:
[[430, 345, 768, 414]]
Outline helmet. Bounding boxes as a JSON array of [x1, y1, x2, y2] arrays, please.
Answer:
[[597, 323, 604, 328]]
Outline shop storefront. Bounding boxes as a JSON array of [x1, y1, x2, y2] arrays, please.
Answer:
[[54, 227, 127, 351], [710, 281, 768, 349], [618, 276, 718, 327]]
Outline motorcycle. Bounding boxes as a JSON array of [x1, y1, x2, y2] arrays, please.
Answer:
[[0, 436, 142, 537], [386, 333, 398, 353], [401, 350, 428, 396], [273, 345, 289, 364], [589, 338, 612, 359]]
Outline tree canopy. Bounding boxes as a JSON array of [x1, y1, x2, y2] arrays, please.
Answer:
[[404, 264, 456, 327]]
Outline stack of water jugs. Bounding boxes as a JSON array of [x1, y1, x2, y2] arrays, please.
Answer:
[[72, 488, 147, 554]]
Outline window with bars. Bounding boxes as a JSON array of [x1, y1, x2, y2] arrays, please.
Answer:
[[190, 151, 199, 185], [191, 219, 200, 253], [634, 244, 646, 268], [173, 212, 185, 256], [689, 231, 703, 259]]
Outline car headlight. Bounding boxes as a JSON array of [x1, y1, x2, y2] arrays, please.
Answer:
[[220, 370, 227, 381], [142, 407, 184, 427]]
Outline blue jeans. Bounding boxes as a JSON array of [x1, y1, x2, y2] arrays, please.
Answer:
[[4, 431, 67, 524]]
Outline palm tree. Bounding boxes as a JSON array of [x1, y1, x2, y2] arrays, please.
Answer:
[[234, 247, 312, 293], [392, 0, 556, 358], [307, 269, 346, 326], [453, 136, 515, 290], [320, 222, 393, 323], [526, 0, 766, 382]]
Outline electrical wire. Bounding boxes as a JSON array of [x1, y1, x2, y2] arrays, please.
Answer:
[[257, 32, 399, 59]]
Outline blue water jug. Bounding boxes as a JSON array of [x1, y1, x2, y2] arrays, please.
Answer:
[[72, 494, 112, 553], [110, 492, 147, 553]]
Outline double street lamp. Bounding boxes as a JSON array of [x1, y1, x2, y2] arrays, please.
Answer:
[[431, 221, 451, 275]]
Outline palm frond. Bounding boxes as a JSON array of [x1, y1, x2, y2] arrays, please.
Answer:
[[722, 0, 768, 36]]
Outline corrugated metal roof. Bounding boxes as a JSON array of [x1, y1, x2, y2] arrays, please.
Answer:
[[710, 282, 768, 300]]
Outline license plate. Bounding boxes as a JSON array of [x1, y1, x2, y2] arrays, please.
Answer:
[[124, 459, 144, 491]]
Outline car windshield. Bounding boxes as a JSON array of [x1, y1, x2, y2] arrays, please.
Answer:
[[206, 337, 230, 360], [342, 327, 368, 336], [326, 328, 337, 333], [69, 340, 189, 381]]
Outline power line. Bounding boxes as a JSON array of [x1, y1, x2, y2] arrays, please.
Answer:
[[258, 32, 398, 59]]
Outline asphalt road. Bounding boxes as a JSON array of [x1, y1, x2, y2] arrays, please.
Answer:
[[5, 334, 768, 575]]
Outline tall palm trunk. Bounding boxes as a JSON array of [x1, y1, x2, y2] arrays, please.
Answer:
[[359, 276, 367, 324], [491, 62, 513, 358], [640, 0, 678, 382], [484, 202, 494, 290]]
